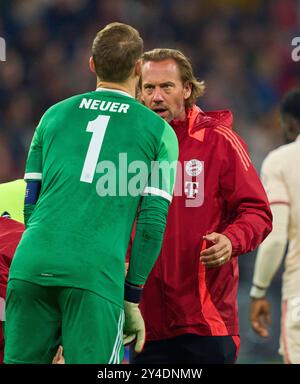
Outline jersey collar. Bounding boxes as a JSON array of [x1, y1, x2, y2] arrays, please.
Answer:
[[95, 87, 134, 99]]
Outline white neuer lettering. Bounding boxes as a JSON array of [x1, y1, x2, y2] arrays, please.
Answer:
[[79, 98, 130, 113]]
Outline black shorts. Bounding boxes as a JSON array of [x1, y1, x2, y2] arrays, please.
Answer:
[[130, 334, 240, 364]]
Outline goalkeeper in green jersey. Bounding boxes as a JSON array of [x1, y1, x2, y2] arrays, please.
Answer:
[[4, 23, 178, 364]]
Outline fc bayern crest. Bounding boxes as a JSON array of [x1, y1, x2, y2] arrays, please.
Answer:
[[185, 159, 203, 176]]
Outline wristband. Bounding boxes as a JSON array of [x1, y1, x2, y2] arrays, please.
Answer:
[[124, 281, 144, 303], [25, 181, 41, 205], [250, 284, 267, 299]]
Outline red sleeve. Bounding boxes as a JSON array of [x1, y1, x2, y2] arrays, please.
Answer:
[[216, 127, 272, 256], [0, 253, 11, 299], [0, 218, 24, 298]]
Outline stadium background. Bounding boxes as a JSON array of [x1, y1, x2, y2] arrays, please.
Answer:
[[0, 0, 299, 363]]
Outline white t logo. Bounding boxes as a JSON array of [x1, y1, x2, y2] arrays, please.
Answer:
[[184, 181, 199, 199], [291, 37, 300, 62]]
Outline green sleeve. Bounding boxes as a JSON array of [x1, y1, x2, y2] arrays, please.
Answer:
[[126, 196, 169, 285], [24, 204, 35, 228], [24, 115, 45, 181], [23, 115, 46, 226], [126, 122, 179, 285], [143, 120, 179, 199]]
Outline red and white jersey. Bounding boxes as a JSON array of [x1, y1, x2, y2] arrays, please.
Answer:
[[0, 217, 24, 301], [139, 106, 272, 339], [260, 136, 300, 299], [0, 217, 24, 364]]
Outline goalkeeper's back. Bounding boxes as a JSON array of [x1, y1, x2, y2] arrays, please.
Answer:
[[5, 21, 178, 365], [9, 88, 178, 307]]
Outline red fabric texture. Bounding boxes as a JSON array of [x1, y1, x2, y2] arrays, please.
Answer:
[[138, 106, 272, 340], [0, 217, 24, 300], [0, 217, 24, 364]]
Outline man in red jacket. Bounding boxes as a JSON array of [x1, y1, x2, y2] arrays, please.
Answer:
[[131, 48, 272, 364], [0, 215, 24, 364]]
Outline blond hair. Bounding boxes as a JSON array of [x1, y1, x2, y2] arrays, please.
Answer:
[[142, 48, 205, 108]]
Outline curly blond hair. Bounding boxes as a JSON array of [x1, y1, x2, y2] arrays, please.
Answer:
[[141, 48, 205, 108]]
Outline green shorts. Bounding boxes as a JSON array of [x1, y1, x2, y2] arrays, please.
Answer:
[[4, 279, 124, 364]]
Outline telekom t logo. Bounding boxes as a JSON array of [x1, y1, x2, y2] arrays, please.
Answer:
[[0, 37, 6, 62], [183, 159, 204, 207], [291, 37, 300, 62], [0, 297, 5, 321], [184, 181, 199, 199]]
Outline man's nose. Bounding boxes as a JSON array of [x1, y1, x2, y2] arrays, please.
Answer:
[[152, 88, 164, 103]]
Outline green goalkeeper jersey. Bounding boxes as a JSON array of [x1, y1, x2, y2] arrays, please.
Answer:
[[9, 88, 178, 307]]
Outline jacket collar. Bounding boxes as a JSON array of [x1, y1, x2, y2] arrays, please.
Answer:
[[171, 105, 233, 142]]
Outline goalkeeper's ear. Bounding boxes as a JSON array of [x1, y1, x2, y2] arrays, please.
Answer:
[[89, 56, 96, 73], [134, 59, 142, 78]]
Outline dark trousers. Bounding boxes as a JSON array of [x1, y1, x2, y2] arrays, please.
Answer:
[[130, 334, 240, 364]]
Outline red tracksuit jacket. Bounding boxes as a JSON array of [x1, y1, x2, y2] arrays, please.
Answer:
[[139, 106, 272, 340], [0, 217, 24, 364]]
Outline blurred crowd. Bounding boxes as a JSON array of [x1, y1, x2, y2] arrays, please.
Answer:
[[0, 0, 299, 181], [0, 0, 299, 364]]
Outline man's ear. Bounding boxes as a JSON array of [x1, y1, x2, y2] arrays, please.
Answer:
[[139, 84, 145, 103], [89, 56, 96, 73], [134, 60, 142, 78], [183, 82, 192, 100]]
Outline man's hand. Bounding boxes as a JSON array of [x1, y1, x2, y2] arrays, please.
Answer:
[[123, 300, 145, 353], [125, 262, 129, 277], [200, 232, 232, 268], [250, 298, 271, 337], [52, 345, 65, 364]]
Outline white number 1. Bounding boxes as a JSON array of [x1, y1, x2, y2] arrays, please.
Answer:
[[80, 115, 110, 183]]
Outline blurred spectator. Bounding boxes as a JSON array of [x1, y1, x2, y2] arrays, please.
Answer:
[[1, 0, 299, 180], [0, 0, 299, 364]]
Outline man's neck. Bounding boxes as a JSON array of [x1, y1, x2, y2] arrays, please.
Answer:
[[176, 111, 187, 122], [96, 80, 136, 98], [171, 108, 188, 125]]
